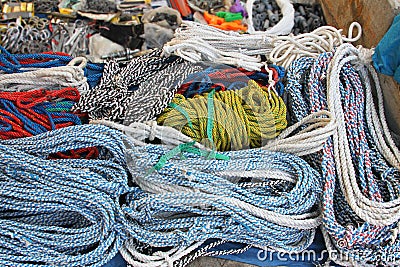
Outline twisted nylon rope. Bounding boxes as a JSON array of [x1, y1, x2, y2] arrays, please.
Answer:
[[0, 87, 82, 139], [0, 47, 103, 88], [164, 21, 361, 71], [157, 80, 287, 151], [121, 142, 322, 265], [0, 57, 89, 93], [269, 22, 362, 69], [121, 239, 251, 267], [0, 124, 132, 267], [93, 109, 335, 158], [75, 50, 200, 123], [286, 44, 400, 265], [0, 123, 324, 267]]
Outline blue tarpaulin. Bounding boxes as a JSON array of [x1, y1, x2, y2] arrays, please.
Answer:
[[373, 14, 400, 83]]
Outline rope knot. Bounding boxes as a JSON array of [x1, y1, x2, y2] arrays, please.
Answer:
[[356, 45, 374, 67]]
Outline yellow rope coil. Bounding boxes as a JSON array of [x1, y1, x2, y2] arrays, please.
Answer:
[[157, 80, 287, 151]]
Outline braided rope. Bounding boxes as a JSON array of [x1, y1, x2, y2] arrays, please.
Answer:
[[269, 22, 362, 69], [0, 87, 82, 139], [0, 124, 131, 267], [164, 21, 362, 72], [0, 47, 103, 88], [93, 110, 336, 157], [0, 60, 88, 93], [286, 44, 400, 265], [119, 144, 321, 266], [157, 80, 287, 151], [0, 123, 325, 266], [74, 50, 200, 123]]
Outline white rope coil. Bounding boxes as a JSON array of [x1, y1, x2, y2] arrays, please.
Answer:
[[0, 59, 89, 92], [327, 43, 400, 226], [269, 22, 362, 69], [92, 110, 336, 157], [263, 110, 337, 156], [164, 21, 362, 71], [163, 21, 273, 71]]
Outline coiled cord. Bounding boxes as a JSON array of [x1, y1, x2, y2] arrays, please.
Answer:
[[157, 80, 287, 151]]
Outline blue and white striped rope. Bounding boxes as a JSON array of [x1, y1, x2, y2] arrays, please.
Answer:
[[0, 123, 323, 266], [0, 125, 131, 267]]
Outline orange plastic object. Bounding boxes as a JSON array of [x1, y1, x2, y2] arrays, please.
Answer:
[[203, 11, 225, 25], [213, 22, 247, 31]]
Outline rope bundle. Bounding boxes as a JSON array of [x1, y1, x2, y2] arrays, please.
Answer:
[[0, 123, 324, 267], [121, 141, 322, 265], [269, 22, 362, 69], [163, 21, 270, 71], [0, 124, 131, 267], [286, 44, 400, 265], [0, 87, 82, 139], [177, 64, 285, 98], [75, 50, 201, 123], [0, 47, 103, 88], [157, 80, 287, 151], [164, 21, 362, 71]]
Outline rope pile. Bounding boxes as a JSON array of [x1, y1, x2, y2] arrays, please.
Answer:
[[0, 47, 104, 88], [177, 64, 285, 98], [75, 49, 202, 123], [0, 125, 131, 267], [0, 87, 82, 139], [121, 140, 322, 265], [286, 44, 400, 266], [164, 21, 362, 71], [2, 16, 399, 267], [0, 123, 323, 267], [157, 80, 287, 151], [269, 22, 362, 69]]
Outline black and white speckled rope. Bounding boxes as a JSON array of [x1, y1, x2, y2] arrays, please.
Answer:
[[74, 50, 192, 122], [173, 240, 252, 267], [123, 61, 203, 125]]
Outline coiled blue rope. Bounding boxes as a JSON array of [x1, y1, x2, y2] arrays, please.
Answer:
[[0, 46, 103, 88], [0, 124, 133, 267], [122, 143, 322, 253], [0, 123, 323, 266]]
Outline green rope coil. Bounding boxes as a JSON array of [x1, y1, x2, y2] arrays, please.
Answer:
[[157, 80, 287, 151]]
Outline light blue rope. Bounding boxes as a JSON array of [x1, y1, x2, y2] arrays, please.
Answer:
[[123, 143, 322, 252], [0, 125, 130, 267], [0, 124, 322, 266]]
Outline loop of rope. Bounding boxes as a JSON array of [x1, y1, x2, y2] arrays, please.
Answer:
[[74, 50, 202, 124], [0, 47, 104, 88], [0, 125, 132, 267], [0, 87, 82, 140], [0, 65, 89, 93], [269, 22, 362, 69], [122, 140, 322, 262]]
